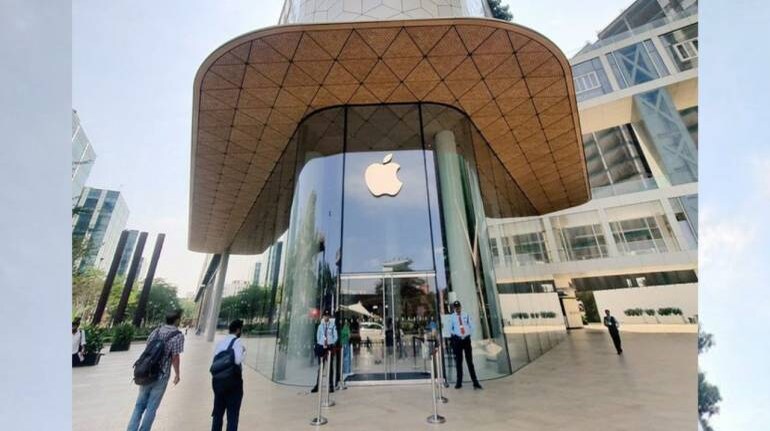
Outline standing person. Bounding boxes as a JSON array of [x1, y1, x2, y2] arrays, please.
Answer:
[[127, 311, 185, 431], [603, 309, 623, 354], [311, 310, 337, 393], [340, 319, 351, 377], [72, 318, 86, 367], [211, 319, 246, 431], [449, 301, 482, 390]]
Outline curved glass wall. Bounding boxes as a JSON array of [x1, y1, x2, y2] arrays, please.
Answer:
[[248, 103, 568, 385]]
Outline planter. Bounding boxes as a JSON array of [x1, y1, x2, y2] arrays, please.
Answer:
[[79, 352, 103, 366], [110, 341, 131, 352]]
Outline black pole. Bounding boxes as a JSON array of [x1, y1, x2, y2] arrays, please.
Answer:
[[91, 230, 129, 326], [133, 233, 165, 327], [113, 232, 148, 325]]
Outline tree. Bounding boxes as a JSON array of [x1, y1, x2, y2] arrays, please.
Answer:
[[488, 0, 513, 21], [698, 328, 721, 431], [72, 266, 105, 322], [143, 279, 181, 326]]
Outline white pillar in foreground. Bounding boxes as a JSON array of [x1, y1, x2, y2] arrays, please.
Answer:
[[206, 251, 230, 342], [434, 130, 482, 340]]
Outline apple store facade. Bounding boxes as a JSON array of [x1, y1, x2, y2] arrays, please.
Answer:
[[190, 18, 590, 386]]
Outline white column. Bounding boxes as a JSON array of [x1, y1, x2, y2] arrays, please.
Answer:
[[206, 251, 230, 342], [541, 216, 562, 264], [434, 130, 481, 340], [597, 209, 620, 257]]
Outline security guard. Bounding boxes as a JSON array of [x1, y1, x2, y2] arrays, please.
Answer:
[[603, 309, 623, 355], [449, 301, 482, 390], [311, 309, 338, 393]]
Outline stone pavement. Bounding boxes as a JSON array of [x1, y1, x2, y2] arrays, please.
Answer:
[[73, 329, 696, 430]]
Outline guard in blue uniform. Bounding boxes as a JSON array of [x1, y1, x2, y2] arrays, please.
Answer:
[[311, 309, 338, 393], [448, 301, 482, 390]]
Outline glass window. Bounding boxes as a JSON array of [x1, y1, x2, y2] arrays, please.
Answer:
[[582, 124, 655, 197], [660, 24, 699, 71], [572, 58, 613, 101], [679, 106, 698, 148], [632, 88, 698, 185], [669, 194, 698, 249], [341, 105, 434, 273], [550, 211, 608, 261], [607, 40, 669, 88], [605, 201, 680, 255]]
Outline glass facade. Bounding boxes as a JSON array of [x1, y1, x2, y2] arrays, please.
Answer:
[[247, 103, 569, 385], [582, 124, 655, 198], [670, 194, 698, 249], [660, 23, 698, 71], [550, 211, 609, 261], [572, 58, 613, 102], [633, 88, 698, 185], [606, 201, 680, 255], [72, 188, 129, 273], [72, 110, 96, 206], [607, 40, 669, 88]]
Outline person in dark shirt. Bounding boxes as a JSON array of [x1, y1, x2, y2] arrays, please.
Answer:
[[603, 309, 623, 355]]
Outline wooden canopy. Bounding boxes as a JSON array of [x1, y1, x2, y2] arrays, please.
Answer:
[[190, 18, 589, 253]]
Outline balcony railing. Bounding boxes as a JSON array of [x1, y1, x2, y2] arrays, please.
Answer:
[[591, 174, 658, 199], [575, 6, 698, 57]]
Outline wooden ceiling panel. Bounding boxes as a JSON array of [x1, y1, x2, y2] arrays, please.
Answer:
[[189, 18, 588, 253]]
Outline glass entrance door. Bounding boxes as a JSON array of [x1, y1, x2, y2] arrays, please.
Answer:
[[340, 272, 438, 383]]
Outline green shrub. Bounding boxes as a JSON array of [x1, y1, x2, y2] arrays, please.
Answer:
[[624, 308, 644, 317], [111, 323, 135, 347], [82, 325, 106, 354], [644, 309, 656, 316]]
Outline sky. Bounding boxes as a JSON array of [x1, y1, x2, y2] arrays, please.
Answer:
[[72, 0, 632, 296]]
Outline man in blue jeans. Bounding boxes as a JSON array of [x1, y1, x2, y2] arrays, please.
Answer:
[[127, 311, 185, 431]]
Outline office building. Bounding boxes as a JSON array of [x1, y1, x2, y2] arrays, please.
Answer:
[[72, 187, 129, 273], [71, 110, 96, 206]]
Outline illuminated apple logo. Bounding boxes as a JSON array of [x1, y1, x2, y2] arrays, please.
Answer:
[[365, 153, 403, 197]]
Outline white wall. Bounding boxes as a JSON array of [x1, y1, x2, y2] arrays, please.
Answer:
[[279, 0, 491, 24], [593, 283, 697, 324]]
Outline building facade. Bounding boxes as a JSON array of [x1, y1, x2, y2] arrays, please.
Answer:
[[71, 110, 96, 207], [488, 0, 698, 325], [189, 0, 697, 387], [116, 229, 140, 276], [72, 187, 129, 273]]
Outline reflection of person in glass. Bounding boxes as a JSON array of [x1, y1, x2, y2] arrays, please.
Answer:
[[311, 310, 337, 393], [449, 301, 482, 390], [603, 309, 623, 355]]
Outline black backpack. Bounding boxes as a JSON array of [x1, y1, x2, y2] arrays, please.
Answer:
[[210, 337, 240, 386], [132, 329, 181, 385]]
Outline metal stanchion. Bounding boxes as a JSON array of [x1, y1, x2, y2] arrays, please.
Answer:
[[426, 348, 446, 424], [310, 353, 327, 426], [438, 339, 449, 390], [322, 350, 335, 408], [436, 347, 448, 404]]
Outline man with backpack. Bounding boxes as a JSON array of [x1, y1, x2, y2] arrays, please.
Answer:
[[210, 319, 246, 431], [127, 310, 184, 431]]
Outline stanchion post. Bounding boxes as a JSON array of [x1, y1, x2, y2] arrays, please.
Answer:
[[439, 339, 449, 388], [426, 348, 446, 424], [322, 350, 335, 408], [310, 354, 328, 426], [436, 348, 448, 404]]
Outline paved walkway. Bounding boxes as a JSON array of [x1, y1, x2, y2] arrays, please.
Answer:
[[73, 330, 696, 430]]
